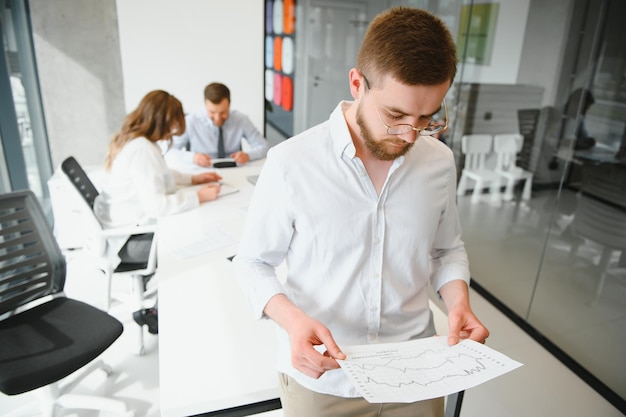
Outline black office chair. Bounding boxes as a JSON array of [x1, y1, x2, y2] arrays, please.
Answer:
[[0, 190, 133, 416], [60, 156, 157, 354]]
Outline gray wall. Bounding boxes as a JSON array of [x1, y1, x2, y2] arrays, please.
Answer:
[[29, 0, 125, 168]]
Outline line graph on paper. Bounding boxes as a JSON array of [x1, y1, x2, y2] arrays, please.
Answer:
[[337, 336, 522, 403]]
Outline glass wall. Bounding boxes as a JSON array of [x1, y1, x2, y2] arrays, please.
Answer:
[[528, 0, 625, 405], [278, 1, 624, 408], [0, 0, 51, 205], [452, 0, 625, 410]]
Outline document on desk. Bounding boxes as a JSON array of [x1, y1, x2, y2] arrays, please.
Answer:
[[170, 225, 236, 259], [337, 336, 522, 403], [218, 182, 239, 198]]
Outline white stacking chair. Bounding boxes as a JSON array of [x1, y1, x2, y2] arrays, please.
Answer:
[[457, 134, 500, 204], [494, 133, 533, 201]]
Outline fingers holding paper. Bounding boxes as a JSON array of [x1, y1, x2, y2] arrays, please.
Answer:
[[197, 183, 221, 202], [438, 280, 490, 345], [264, 294, 346, 379], [447, 306, 489, 345]]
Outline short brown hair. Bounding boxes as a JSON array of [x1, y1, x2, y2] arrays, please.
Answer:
[[356, 7, 457, 87], [204, 82, 230, 104]]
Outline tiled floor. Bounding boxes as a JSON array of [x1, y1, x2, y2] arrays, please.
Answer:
[[1, 190, 624, 416]]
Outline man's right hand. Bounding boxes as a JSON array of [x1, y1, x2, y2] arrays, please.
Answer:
[[193, 153, 212, 167], [265, 294, 346, 379]]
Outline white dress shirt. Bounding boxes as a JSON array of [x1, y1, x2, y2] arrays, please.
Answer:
[[167, 109, 269, 164], [234, 102, 470, 398], [94, 137, 199, 229]]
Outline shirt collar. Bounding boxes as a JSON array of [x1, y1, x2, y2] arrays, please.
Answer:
[[330, 101, 357, 159], [200, 110, 228, 129], [329, 100, 406, 167]]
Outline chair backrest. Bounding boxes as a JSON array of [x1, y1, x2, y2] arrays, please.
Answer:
[[571, 194, 626, 250], [494, 133, 523, 153], [461, 134, 493, 170], [0, 190, 66, 318], [61, 157, 99, 210], [581, 163, 626, 209], [494, 133, 524, 171], [60, 157, 108, 256], [517, 109, 540, 170]]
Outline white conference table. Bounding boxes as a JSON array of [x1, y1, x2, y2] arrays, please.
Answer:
[[157, 159, 281, 417], [157, 158, 457, 417]]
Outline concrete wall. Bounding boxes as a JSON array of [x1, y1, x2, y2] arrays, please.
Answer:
[[29, 0, 125, 168]]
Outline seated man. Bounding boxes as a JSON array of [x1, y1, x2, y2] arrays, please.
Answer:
[[169, 82, 269, 166], [565, 88, 596, 150]]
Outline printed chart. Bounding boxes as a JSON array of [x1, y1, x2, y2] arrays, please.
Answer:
[[338, 336, 522, 403]]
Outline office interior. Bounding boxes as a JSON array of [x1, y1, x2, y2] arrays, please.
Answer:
[[0, 0, 624, 415]]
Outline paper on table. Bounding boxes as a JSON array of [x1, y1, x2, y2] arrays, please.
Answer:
[[170, 225, 236, 259], [218, 182, 239, 197], [337, 336, 522, 403]]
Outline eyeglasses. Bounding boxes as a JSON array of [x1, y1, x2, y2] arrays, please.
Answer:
[[362, 74, 448, 136]]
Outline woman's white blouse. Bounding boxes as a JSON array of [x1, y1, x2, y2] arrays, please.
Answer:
[[94, 137, 199, 229]]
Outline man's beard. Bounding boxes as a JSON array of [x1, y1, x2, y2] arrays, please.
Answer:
[[356, 102, 414, 161]]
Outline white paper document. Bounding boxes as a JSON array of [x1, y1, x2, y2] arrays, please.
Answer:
[[218, 183, 239, 198], [337, 336, 522, 403], [170, 226, 236, 259]]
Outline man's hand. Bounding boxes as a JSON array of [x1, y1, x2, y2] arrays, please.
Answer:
[[446, 304, 489, 345], [230, 151, 250, 165], [439, 280, 489, 345], [193, 153, 212, 167], [265, 294, 346, 379], [192, 172, 222, 185]]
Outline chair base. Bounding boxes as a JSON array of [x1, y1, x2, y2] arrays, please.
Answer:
[[3, 360, 134, 417]]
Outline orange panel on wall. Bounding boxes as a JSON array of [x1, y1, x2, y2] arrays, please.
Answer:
[[273, 36, 283, 72], [283, 0, 295, 34]]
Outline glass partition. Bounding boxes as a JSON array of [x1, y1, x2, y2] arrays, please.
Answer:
[[0, 0, 51, 204], [526, 0, 626, 406], [267, 0, 624, 409], [452, 0, 625, 410]]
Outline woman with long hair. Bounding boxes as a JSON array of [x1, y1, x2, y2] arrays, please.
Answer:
[[95, 90, 222, 333], [96, 90, 221, 228]]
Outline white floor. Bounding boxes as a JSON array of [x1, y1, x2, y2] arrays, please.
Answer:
[[1, 192, 624, 416]]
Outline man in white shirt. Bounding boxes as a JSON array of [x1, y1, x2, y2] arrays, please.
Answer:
[[234, 7, 489, 417], [169, 82, 269, 166]]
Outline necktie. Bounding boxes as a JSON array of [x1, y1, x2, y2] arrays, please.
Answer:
[[217, 127, 225, 158]]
